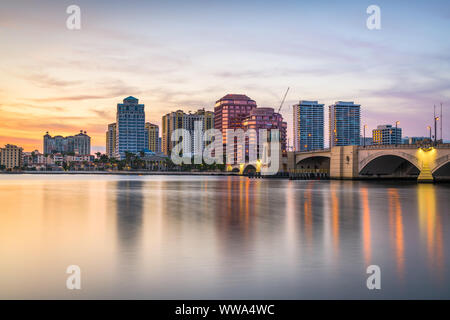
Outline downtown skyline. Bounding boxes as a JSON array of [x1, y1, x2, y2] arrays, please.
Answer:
[[0, 0, 449, 152]]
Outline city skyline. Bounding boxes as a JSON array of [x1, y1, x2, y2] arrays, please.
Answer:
[[1, 0, 449, 152]]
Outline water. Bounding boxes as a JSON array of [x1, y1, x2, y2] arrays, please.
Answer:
[[0, 175, 449, 299]]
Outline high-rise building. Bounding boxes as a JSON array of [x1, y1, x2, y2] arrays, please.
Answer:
[[242, 107, 287, 153], [329, 101, 361, 147], [161, 109, 214, 156], [293, 100, 324, 151], [44, 131, 91, 155], [162, 110, 184, 156], [214, 94, 257, 146], [145, 122, 160, 153], [106, 123, 116, 158], [115, 96, 146, 159], [0, 144, 23, 169], [372, 124, 402, 145]]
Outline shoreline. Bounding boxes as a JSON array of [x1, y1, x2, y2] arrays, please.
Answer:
[[0, 171, 239, 176]]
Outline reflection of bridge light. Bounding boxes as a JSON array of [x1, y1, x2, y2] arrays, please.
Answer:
[[388, 189, 404, 279], [330, 184, 339, 254], [361, 188, 371, 265], [417, 184, 444, 278]]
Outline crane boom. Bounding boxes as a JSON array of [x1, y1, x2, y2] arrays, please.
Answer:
[[278, 87, 290, 113]]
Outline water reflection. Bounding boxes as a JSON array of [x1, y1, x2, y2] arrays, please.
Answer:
[[387, 189, 404, 279], [417, 184, 445, 280], [361, 188, 372, 265], [115, 180, 144, 252], [0, 176, 449, 299]]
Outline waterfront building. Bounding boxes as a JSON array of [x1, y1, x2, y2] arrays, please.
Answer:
[[293, 100, 324, 151], [0, 144, 23, 169], [214, 94, 257, 146], [145, 123, 160, 153], [403, 136, 430, 145], [372, 124, 402, 145], [43, 131, 91, 155], [329, 101, 361, 147], [115, 96, 146, 159], [161, 109, 214, 156], [106, 123, 116, 158], [242, 107, 287, 154], [22, 150, 46, 167], [360, 136, 374, 146]]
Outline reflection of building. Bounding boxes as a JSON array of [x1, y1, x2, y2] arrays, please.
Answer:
[[242, 107, 287, 152], [44, 131, 91, 155], [214, 94, 257, 146], [115, 180, 144, 264], [161, 109, 214, 156], [373, 124, 402, 145], [106, 123, 116, 158], [329, 101, 360, 147], [0, 144, 23, 169], [115, 96, 146, 159], [293, 100, 324, 151]]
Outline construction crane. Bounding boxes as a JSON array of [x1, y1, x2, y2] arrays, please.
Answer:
[[277, 87, 290, 113]]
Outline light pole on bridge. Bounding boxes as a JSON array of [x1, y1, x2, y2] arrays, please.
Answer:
[[395, 121, 400, 147], [363, 124, 367, 147]]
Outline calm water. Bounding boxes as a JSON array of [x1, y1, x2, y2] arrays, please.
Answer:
[[0, 175, 449, 299]]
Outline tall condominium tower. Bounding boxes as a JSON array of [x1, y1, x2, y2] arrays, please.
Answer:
[[115, 96, 146, 159], [293, 100, 324, 151], [372, 124, 402, 145], [242, 107, 287, 153], [161, 109, 214, 156], [106, 123, 116, 158], [145, 122, 160, 153], [329, 101, 361, 147], [214, 94, 257, 146]]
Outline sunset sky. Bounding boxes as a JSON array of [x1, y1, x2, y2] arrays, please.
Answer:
[[1, 0, 449, 152]]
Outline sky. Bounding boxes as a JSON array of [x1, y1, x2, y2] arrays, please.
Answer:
[[0, 0, 449, 152]]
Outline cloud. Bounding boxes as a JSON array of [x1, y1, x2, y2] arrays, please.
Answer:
[[22, 72, 82, 88]]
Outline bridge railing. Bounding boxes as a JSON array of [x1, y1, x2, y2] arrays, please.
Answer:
[[294, 149, 330, 154], [359, 143, 450, 150], [289, 169, 329, 174]]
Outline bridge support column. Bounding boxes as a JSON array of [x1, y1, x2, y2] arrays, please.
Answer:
[[330, 146, 359, 179], [417, 163, 434, 183]]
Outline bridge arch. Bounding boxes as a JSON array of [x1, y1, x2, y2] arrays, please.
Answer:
[[432, 155, 450, 179], [296, 156, 330, 170], [359, 152, 421, 177], [243, 164, 257, 175], [432, 155, 450, 174]]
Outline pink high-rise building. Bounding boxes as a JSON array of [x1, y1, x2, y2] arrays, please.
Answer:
[[242, 107, 287, 153], [214, 94, 257, 145]]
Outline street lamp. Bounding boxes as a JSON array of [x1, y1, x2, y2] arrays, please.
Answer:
[[434, 116, 440, 145], [427, 125, 432, 142], [395, 121, 400, 147]]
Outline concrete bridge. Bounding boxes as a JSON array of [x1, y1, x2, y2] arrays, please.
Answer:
[[293, 144, 450, 182]]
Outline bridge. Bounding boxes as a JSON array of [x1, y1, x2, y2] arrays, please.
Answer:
[[293, 144, 450, 182]]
